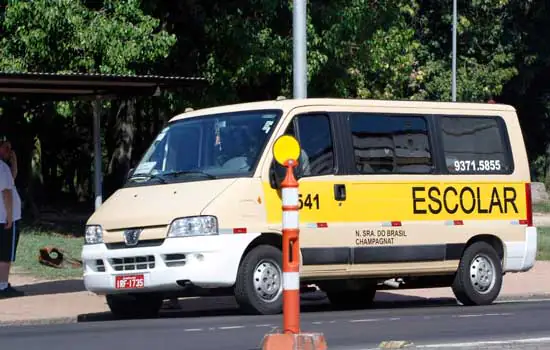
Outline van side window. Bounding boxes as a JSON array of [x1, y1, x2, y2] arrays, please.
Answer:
[[440, 116, 512, 174], [349, 114, 433, 174], [284, 114, 335, 176]]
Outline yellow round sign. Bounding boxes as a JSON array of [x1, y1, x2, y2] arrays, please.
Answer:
[[273, 135, 301, 166]]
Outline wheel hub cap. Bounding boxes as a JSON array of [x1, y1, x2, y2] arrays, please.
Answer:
[[253, 259, 282, 303], [469, 254, 496, 294]]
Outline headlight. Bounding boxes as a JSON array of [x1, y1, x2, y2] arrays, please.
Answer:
[[167, 216, 218, 238], [85, 225, 103, 244]]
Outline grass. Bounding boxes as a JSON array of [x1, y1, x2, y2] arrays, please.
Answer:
[[13, 227, 84, 280], [534, 201, 550, 213], [538, 227, 550, 261]]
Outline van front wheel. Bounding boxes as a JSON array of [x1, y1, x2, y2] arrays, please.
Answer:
[[234, 245, 283, 315], [106, 293, 163, 319], [452, 241, 503, 306]]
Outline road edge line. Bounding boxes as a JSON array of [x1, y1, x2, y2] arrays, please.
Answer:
[[415, 336, 550, 348]]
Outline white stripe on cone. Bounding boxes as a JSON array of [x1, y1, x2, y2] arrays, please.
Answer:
[[282, 187, 299, 207], [283, 272, 300, 290], [283, 211, 299, 229]]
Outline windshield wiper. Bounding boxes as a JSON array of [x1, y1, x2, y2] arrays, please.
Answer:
[[162, 170, 217, 179], [128, 173, 167, 183], [128, 170, 217, 184]]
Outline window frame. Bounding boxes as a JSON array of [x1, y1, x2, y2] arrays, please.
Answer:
[[124, 108, 283, 188], [340, 112, 440, 176], [433, 114, 515, 175], [271, 111, 346, 179]]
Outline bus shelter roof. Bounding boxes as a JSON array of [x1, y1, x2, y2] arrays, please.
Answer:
[[0, 71, 207, 100], [0, 71, 209, 210]]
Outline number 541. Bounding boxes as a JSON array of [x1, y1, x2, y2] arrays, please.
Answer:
[[298, 193, 320, 210]]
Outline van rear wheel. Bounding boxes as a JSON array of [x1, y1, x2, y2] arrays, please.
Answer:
[[234, 245, 283, 315], [452, 241, 503, 306], [326, 288, 376, 310], [106, 293, 163, 319]]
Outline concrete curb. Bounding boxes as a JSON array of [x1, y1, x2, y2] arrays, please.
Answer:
[[1, 293, 550, 328], [0, 317, 77, 327]]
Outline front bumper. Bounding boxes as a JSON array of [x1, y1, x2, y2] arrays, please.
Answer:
[[82, 233, 259, 295]]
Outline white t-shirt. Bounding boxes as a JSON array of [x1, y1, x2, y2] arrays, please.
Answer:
[[0, 160, 21, 223]]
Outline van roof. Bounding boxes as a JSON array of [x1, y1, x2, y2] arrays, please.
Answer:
[[169, 98, 516, 122]]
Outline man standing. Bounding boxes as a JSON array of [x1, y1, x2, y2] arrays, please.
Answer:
[[0, 136, 23, 297]]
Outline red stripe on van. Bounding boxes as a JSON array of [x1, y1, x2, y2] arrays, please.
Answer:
[[233, 228, 247, 234], [391, 221, 402, 227], [453, 220, 464, 225], [317, 223, 328, 228], [525, 183, 533, 227]]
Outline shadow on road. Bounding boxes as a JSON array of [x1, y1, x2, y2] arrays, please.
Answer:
[[16, 279, 85, 296], [75, 291, 458, 323]]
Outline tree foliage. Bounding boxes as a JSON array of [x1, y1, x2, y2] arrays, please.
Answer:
[[0, 0, 176, 73], [1, 0, 550, 215]]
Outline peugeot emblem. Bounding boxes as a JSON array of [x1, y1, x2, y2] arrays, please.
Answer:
[[123, 229, 142, 246]]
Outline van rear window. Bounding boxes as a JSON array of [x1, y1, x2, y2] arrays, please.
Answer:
[[439, 116, 513, 174]]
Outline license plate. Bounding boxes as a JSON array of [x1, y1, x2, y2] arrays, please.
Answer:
[[115, 274, 145, 289]]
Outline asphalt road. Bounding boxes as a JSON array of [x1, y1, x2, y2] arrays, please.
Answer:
[[2, 297, 550, 349]]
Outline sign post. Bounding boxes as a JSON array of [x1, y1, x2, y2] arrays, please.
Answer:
[[261, 135, 327, 350]]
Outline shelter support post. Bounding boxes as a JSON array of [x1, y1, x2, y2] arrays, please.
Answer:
[[93, 98, 102, 210]]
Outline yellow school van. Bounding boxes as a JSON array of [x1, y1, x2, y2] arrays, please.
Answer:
[[81, 98, 537, 318]]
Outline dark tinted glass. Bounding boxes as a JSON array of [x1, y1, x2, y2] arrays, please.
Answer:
[[350, 114, 433, 174], [284, 114, 335, 176], [440, 116, 512, 174]]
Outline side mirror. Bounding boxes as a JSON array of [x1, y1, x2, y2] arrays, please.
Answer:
[[127, 168, 135, 180], [269, 163, 284, 189], [269, 160, 301, 189]]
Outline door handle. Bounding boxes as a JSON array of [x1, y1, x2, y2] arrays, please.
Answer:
[[334, 184, 346, 201]]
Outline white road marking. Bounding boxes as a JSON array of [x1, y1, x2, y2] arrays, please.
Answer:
[[483, 312, 513, 316], [218, 325, 245, 330], [349, 319, 380, 323], [175, 310, 517, 335], [184, 328, 203, 332], [416, 336, 550, 348], [455, 312, 513, 318], [456, 314, 484, 318]]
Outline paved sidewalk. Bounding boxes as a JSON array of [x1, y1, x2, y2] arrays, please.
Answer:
[[534, 213, 550, 227], [1, 261, 549, 325]]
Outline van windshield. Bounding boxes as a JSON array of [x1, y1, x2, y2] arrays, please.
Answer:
[[127, 109, 281, 185]]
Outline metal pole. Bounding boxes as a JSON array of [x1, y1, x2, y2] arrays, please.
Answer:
[[452, 0, 457, 102], [293, 0, 307, 99], [93, 98, 102, 210]]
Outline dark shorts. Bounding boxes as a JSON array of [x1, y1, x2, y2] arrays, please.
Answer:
[[0, 220, 20, 263]]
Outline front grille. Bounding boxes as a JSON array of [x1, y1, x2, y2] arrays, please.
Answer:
[[110, 255, 155, 271], [105, 239, 164, 250], [96, 259, 105, 272], [164, 253, 187, 267]]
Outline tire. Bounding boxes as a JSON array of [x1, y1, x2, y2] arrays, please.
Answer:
[[234, 245, 283, 315], [326, 288, 376, 310], [451, 241, 503, 306], [106, 293, 164, 319]]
